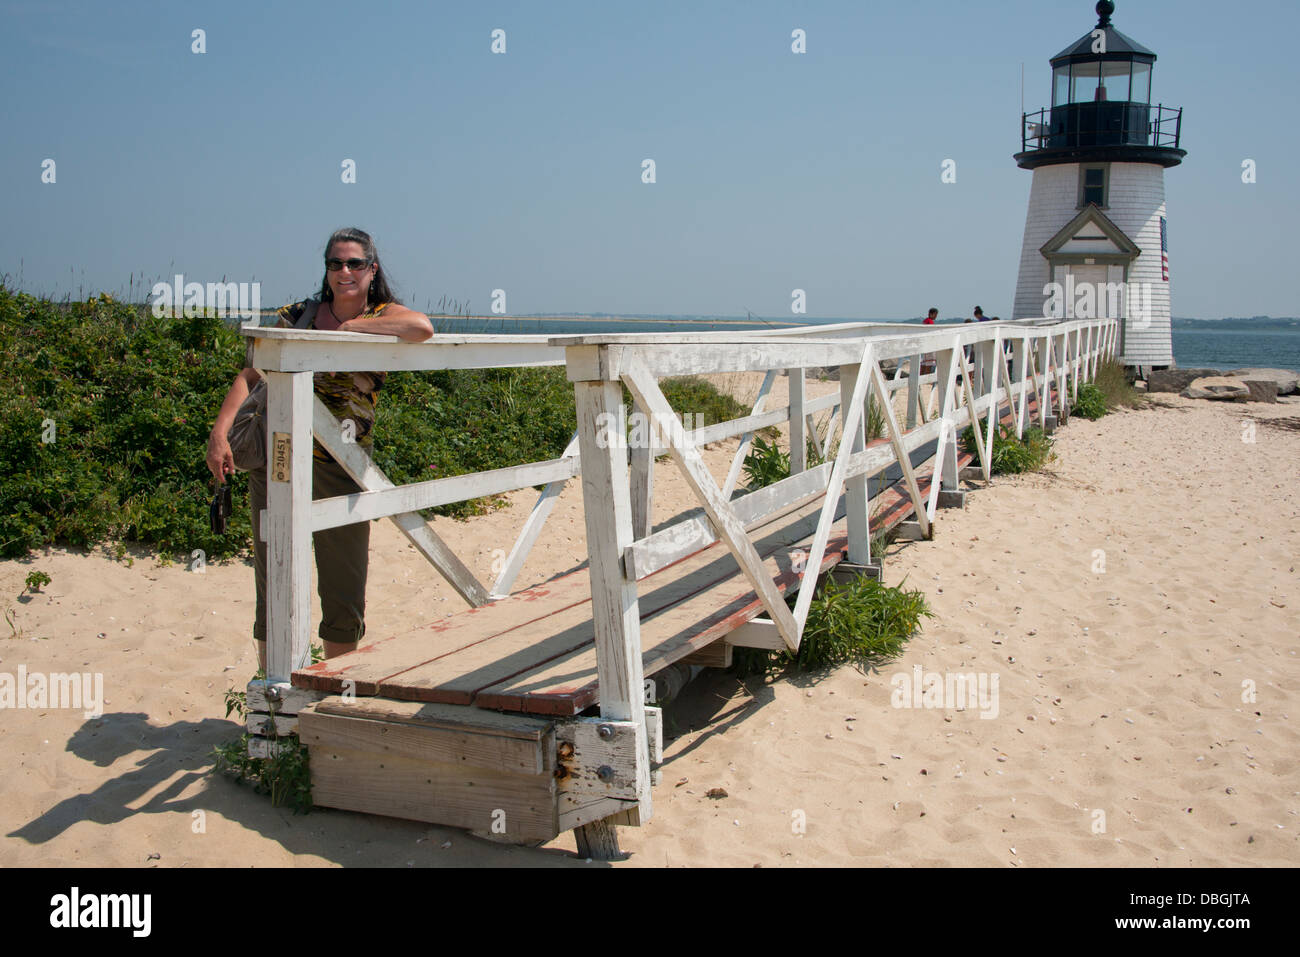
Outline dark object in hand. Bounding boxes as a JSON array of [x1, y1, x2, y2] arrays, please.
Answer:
[[210, 482, 232, 535]]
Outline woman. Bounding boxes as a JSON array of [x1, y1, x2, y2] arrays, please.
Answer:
[[206, 227, 433, 670]]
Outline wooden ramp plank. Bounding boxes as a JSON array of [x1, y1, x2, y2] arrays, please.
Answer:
[[474, 446, 977, 716], [292, 564, 594, 695], [474, 529, 853, 714], [374, 493, 846, 706]]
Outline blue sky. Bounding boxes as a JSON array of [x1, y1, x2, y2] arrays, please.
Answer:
[[1, 0, 1296, 320]]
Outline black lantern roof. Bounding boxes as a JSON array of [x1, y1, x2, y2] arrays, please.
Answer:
[[1015, 1, 1184, 170], [1052, 1, 1155, 63]]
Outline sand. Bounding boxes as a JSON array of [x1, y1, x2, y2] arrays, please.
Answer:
[[1, 381, 1297, 867]]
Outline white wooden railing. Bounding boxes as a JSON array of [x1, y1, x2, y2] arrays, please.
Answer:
[[243, 315, 1117, 691]]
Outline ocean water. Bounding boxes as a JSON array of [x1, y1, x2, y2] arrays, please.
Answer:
[[1171, 328, 1300, 374]]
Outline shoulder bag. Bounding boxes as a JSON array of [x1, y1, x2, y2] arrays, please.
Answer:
[[227, 300, 319, 471]]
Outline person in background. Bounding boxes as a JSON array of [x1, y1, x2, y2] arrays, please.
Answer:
[[974, 306, 988, 322], [919, 308, 939, 372]]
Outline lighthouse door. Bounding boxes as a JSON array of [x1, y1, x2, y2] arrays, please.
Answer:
[[1072, 264, 1114, 318], [1054, 263, 1123, 320]]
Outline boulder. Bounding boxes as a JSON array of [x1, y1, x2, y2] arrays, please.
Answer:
[[1241, 379, 1279, 403], [1181, 376, 1251, 401], [1225, 368, 1299, 396], [1148, 368, 1222, 393]]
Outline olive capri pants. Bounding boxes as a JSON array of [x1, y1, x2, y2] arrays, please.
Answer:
[[249, 455, 370, 646]]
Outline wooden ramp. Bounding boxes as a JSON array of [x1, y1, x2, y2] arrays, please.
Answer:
[[293, 443, 974, 717], [242, 311, 1105, 854], [287, 445, 971, 842]]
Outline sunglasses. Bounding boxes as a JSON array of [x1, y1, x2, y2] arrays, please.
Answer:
[[325, 257, 372, 272]]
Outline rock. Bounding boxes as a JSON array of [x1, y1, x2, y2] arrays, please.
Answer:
[[1148, 368, 1222, 393], [1181, 376, 1251, 401], [1241, 380, 1279, 404], [1226, 368, 1299, 396]]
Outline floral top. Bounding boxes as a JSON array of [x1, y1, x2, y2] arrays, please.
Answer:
[[249, 298, 390, 463]]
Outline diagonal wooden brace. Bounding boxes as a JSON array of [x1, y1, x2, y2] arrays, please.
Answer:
[[310, 396, 490, 607]]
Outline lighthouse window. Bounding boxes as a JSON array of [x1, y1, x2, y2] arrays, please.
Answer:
[[1130, 61, 1151, 103], [1070, 62, 1100, 103], [1099, 61, 1131, 102], [1079, 165, 1109, 208], [1053, 65, 1070, 106]]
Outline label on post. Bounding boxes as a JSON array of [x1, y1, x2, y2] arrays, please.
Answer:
[[271, 432, 291, 483]]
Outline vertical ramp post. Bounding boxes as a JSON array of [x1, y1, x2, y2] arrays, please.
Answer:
[[630, 436, 654, 541], [935, 342, 960, 491], [789, 368, 807, 474], [264, 370, 314, 683], [571, 371, 650, 859], [906, 354, 921, 430], [1011, 335, 1028, 438], [1056, 332, 1069, 417], [840, 361, 869, 564]]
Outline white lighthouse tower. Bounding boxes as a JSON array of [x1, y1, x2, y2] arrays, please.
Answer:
[[1011, 0, 1185, 370]]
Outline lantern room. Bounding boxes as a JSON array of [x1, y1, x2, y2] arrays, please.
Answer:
[[1018, 0, 1184, 168]]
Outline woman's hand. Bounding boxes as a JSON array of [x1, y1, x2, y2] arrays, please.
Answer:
[[207, 430, 235, 483]]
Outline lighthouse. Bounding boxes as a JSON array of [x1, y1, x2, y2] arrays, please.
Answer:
[[1011, 0, 1185, 370]]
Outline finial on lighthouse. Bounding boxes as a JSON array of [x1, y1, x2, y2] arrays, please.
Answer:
[[1096, 1, 1115, 28]]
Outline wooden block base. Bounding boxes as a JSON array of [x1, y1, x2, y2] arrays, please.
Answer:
[[829, 561, 882, 583], [935, 490, 967, 509], [896, 521, 928, 542]]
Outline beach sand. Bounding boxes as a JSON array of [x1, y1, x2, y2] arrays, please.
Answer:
[[1, 382, 1297, 867]]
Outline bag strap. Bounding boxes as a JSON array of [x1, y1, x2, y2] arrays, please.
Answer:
[[292, 299, 320, 330]]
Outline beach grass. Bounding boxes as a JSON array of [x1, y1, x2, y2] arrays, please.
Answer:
[[734, 574, 932, 675], [960, 424, 1053, 474], [1093, 358, 1149, 410]]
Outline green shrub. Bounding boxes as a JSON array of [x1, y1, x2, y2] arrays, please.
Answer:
[[657, 376, 753, 433], [960, 424, 1053, 474], [214, 653, 321, 813], [792, 575, 931, 669], [213, 733, 313, 813], [374, 366, 577, 519], [741, 435, 790, 490], [735, 574, 932, 675], [24, 570, 51, 593], [1073, 382, 1107, 420], [0, 288, 254, 559], [0, 286, 748, 559]]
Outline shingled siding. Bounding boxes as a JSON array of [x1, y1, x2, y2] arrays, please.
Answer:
[[1012, 162, 1173, 366]]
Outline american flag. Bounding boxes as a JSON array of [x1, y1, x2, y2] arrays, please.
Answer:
[[1160, 217, 1169, 281]]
